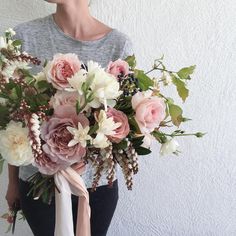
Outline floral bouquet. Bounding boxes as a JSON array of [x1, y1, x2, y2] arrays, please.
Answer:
[[0, 29, 204, 236]]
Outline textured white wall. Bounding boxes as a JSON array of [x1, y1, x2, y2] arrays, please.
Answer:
[[1, 0, 236, 235]]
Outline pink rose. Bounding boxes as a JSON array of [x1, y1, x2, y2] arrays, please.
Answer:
[[46, 53, 81, 90], [106, 59, 130, 79], [106, 107, 130, 143], [132, 90, 166, 134], [39, 105, 89, 174], [49, 91, 79, 109]]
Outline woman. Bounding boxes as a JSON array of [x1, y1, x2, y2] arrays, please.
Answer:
[[5, 0, 134, 235]]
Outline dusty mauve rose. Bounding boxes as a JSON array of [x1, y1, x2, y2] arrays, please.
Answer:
[[45, 53, 81, 90], [106, 107, 130, 143], [40, 105, 89, 174], [132, 90, 166, 134], [106, 59, 130, 79], [49, 90, 79, 109]]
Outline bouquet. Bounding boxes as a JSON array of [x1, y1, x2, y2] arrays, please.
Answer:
[[0, 28, 204, 235]]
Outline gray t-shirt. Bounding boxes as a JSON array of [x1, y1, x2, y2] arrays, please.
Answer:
[[14, 14, 134, 188]]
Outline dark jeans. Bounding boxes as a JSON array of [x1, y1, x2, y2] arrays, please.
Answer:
[[19, 179, 119, 236]]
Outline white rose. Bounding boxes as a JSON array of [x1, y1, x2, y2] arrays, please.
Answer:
[[160, 139, 180, 156], [0, 121, 34, 166]]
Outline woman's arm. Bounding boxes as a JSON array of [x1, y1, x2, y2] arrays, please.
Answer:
[[5, 165, 20, 210]]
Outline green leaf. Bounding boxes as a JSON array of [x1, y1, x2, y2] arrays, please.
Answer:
[[76, 100, 81, 114], [125, 55, 136, 69], [135, 146, 151, 155], [43, 59, 48, 68], [12, 39, 22, 47], [152, 131, 167, 144], [114, 139, 128, 150], [128, 117, 141, 133], [168, 102, 183, 127], [89, 124, 99, 135], [134, 69, 154, 91], [132, 136, 145, 148], [177, 65, 196, 80], [36, 80, 51, 90], [172, 75, 189, 102]]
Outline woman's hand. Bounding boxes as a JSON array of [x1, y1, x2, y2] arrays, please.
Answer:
[[6, 165, 20, 211], [5, 181, 21, 211]]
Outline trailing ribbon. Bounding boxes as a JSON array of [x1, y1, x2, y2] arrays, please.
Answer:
[[54, 167, 91, 236]]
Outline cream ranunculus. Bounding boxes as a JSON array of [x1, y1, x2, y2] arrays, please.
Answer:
[[86, 61, 122, 108], [0, 121, 33, 166], [160, 139, 180, 156]]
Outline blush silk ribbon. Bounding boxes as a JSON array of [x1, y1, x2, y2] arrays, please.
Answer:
[[54, 167, 91, 236]]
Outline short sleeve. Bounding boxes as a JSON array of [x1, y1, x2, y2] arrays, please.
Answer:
[[121, 37, 135, 60]]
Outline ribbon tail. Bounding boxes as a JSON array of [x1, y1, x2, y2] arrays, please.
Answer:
[[61, 167, 91, 236], [54, 173, 75, 236]]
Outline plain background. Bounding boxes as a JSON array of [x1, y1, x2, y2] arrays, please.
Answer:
[[1, 0, 236, 235]]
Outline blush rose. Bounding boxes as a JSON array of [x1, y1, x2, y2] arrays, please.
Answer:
[[131, 90, 166, 134], [106, 107, 130, 143], [45, 53, 81, 90], [106, 59, 130, 79]]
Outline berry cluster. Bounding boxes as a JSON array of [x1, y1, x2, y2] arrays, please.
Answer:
[[120, 73, 142, 97]]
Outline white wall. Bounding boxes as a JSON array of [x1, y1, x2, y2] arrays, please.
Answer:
[[1, 0, 236, 235]]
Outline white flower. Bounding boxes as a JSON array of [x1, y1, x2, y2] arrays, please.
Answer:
[[141, 134, 153, 149], [67, 123, 91, 148], [6, 28, 16, 36], [2, 61, 30, 80], [90, 70, 122, 108], [67, 69, 88, 95], [0, 121, 34, 166], [92, 133, 110, 149], [92, 110, 121, 148], [96, 110, 121, 136], [162, 72, 172, 86], [85, 61, 122, 108], [160, 139, 180, 156]]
